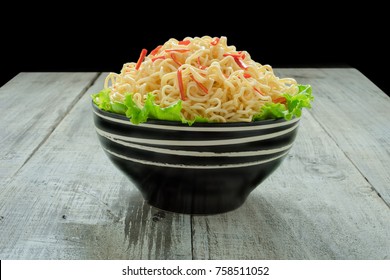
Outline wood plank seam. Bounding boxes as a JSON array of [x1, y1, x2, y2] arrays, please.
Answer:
[[308, 109, 390, 210], [9, 72, 102, 179], [190, 215, 194, 259]]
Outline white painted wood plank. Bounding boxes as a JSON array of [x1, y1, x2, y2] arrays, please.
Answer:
[[1, 69, 389, 260], [192, 111, 390, 259], [277, 68, 390, 205], [0, 72, 99, 181], [192, 69, 390, 259], [0, 74, 192, 259]]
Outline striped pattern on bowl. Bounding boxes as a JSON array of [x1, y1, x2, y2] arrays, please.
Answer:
[[92, 102, 300, 214]]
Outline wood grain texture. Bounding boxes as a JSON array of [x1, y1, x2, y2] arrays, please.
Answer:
[[191, 68, 390, 259], [0, 73, 192, 259], [277, 68, 390, 205], [192, 111, 390, 259], [1, 69, 389, 260], [0, 72, 99, 181]]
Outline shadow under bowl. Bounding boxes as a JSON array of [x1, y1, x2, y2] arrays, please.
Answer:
[[92, 102, 300, 214]]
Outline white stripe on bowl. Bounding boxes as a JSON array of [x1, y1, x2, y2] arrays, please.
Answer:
[[93, 110, 299, 132], [103, 147, 290, 169], [95, 122, 299, 147], [98, 131, 294, 157]]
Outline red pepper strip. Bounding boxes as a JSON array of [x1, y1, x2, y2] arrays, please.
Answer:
[[170, 53, 182, 66], [191, 75, 208, 94], [135, 48, 148, 70], [210, 37, 220, 46], [273, 96, 287, 104], [150, 45, 162, 56], [152, 55, 165, 62], [177, 69, 186, 100], [178, 40, 191, 45], [243, 73, 252, 78], [254, 87, 265, 96], [234, 57, 249, 70], [165, 48, 190, 53]]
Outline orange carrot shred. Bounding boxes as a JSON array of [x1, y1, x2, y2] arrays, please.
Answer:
[[150, 45, 162, 56], [165, 48, 190, 53], [177, 69, 186, 100], [178, 40, 191, 45], [152, 55, 165, 62], [170, 53, 182, 66], [191, 75, 208, 94], [197, 57, 206, 69], [254, 87, 265, 96], [273, 96, 287, 104], [210, 37, 220, 46], [135, 48, 147, 70]]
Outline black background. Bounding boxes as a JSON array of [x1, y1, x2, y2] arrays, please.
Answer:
[[1, 7, 388, 96]]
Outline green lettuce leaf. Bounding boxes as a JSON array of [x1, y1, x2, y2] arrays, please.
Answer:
[[186, 115, 209, 125], [123, 93, 185, 124], [91, 89, 112, 112], [123, 94, 148, 124], [92, 84, 313, 124], [254, 84, 313, 121], [143, 94, 183, 122], [111, 101, 127, 115], [253, 103, 287, 120]]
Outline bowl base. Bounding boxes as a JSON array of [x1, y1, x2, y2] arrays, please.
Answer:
[[145, 195, 248, 215], [112, 159, 279, 215]]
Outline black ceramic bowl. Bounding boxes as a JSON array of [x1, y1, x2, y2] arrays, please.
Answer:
[[92, 102, 300, 214]]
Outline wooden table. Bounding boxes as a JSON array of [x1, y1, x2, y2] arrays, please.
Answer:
[[0, 69, 389, 260]]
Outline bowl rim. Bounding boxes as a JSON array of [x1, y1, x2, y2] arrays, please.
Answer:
[[92, 100, 299, 127]]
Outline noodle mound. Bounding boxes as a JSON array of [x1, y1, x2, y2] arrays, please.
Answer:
[[104, 36, 299, 122]]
